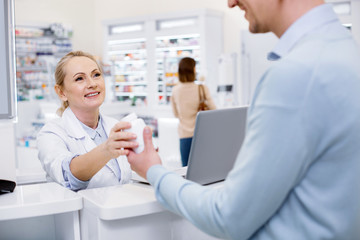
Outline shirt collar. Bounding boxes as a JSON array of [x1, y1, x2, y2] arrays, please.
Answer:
[[80, 115, 104, 140], [268, 4, 338, 61]]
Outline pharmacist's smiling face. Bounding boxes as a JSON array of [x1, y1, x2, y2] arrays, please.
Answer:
[[60, 56, 105, 113]]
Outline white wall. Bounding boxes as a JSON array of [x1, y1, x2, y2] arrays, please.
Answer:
[[14, 0, 96, 53], [14, 0, 248, 60], [93, 0, 248, 57]]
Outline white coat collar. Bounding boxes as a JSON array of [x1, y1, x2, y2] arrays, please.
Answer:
[[62, 107, 118, 139], [62, 107, 87, 139]]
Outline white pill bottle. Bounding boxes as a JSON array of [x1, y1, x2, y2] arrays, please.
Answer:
[[121, 113, 149, 154]]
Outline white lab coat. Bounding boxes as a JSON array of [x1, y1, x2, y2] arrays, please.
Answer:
[[37, 107, 131, 189]]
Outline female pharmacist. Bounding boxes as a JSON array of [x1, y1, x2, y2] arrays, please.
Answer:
[[37, 51, 137, 191]]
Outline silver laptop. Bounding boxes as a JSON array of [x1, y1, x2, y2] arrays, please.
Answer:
[[132, 106, 248, 185], [185, 106, 248, 185]]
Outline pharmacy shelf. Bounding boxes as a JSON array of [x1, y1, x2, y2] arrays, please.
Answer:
[[115, 81, 148, 86], [15, 25, 72, 102], [104, 9, 223, 108], [115, 92, 147, 96]]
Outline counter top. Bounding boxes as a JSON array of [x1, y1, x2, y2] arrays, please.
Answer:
[[78, 183, 166, 220], [0, 182, 82, 221]]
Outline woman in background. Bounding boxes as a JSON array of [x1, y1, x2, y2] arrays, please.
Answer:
[[170, 57, 216, 166], [37, 51, 137, 191]]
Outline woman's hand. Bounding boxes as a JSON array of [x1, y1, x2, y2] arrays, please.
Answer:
[[101, 121, 139, 159], [69, 121, 138, 181]]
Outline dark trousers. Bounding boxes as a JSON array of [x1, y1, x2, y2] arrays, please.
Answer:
[[180, 137, 193, 167]]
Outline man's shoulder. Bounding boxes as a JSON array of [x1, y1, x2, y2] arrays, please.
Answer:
[[291, 21, 358, 61]]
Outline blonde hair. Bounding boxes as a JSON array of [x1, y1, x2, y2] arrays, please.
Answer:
[[54, 51, 102, 116]]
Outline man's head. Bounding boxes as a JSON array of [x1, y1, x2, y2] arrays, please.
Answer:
[[228, 0, 325, 37]]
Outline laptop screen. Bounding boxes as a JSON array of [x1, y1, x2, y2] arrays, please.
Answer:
[[186, 106, 248, 185]]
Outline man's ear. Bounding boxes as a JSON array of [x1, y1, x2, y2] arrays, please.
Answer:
[[54, 85, 67, 102]]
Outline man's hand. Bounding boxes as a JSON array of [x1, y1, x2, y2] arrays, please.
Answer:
[[102, 121, 138, 159], [127, 126, 162, 179]]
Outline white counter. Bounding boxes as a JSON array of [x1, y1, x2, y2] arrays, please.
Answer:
[[0, 182, 221, 239], [0, 182, 82, 240], [78, 183, 164, 220], [78, 183, 221, 240]]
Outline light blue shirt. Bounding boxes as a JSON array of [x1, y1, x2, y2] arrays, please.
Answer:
[[147, 4, 360, 239], [61, 115, 121, 190]]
